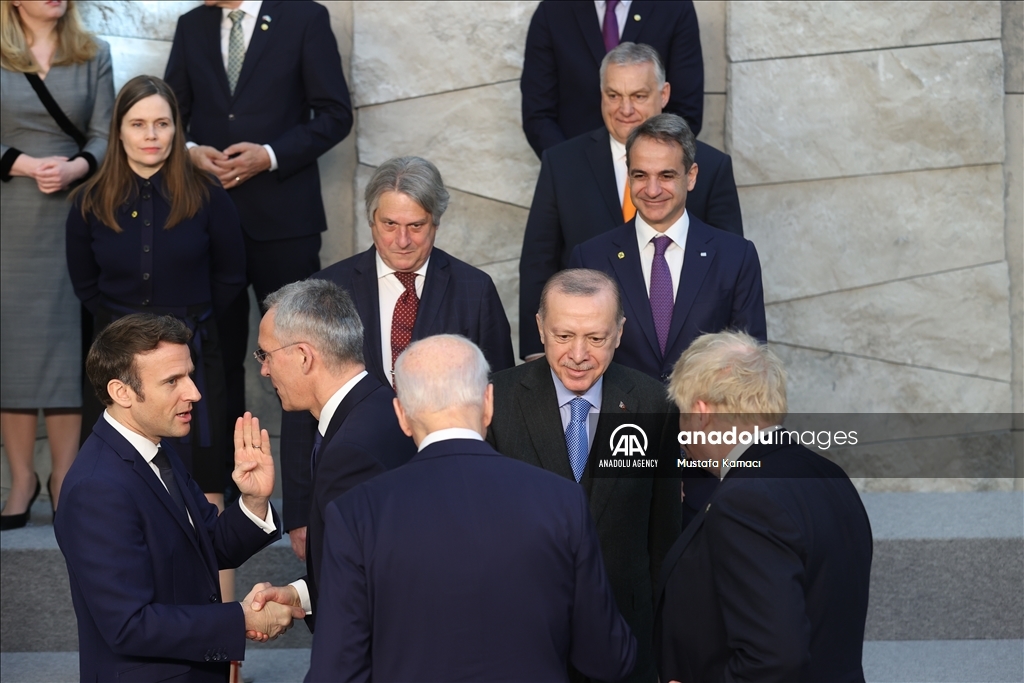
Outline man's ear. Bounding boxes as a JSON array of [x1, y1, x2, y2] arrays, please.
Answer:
[[298, 343, 315, 374], [107, 379, 133, 409], [393, 397, 414, 438], [536, 313, 546, 347], [659, 81, 670, 109], [481, 383, 495, 431]]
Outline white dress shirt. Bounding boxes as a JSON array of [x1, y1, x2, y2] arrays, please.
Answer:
[[418, 427, 485, 451], [595, 0, 633, 37], [610, 135, 628, 211], [376, 251, 429, 378], [635, 210, 689, 302], [552, 370, 603, 454]]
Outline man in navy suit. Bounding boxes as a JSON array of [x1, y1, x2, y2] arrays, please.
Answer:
[[306, 334, 637, 682], [238, 279, 415, 633], [569, 113, 765, 524], [519, 43, 742, 361], [656, 331, 873, 682], [521, 0, 703, 157], [164, 0, 354, 482], [279, 157, 515, 552], [55, 314, 300, 683]]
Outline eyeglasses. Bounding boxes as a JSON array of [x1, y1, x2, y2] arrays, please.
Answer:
[[252, 342, 305, 364]]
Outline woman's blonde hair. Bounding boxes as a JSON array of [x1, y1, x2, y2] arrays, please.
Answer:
[[0, 1, 96, 73]]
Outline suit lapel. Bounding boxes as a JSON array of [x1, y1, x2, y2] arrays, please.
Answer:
[[232, 0, 279, 98], [319, 375, 380, 457], [665, 218, 715, 360], [519, 362, 575, 480], [202, 6, 232, 97], [412, 249, 451, 341], [609, 224, 661, 360], [572, 1, 606, 66], [655, 501, 709, 611], [585, 368, 637, 524], [620, 0, 652, 42], [584, 129, 624, 224], [352, 249, 386, 385]]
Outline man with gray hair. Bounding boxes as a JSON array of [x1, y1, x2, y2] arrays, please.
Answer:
[[279, 156, 514, 557], [520, 41, 743, 362], [656, 331, 872, 682], [244, 279, 415, 632], [307, 334, 637, 682]]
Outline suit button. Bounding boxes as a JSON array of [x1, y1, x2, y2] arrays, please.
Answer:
[[142, 273, 150, 280], [228, 114, 235, 121], [143, 219, 151, 226], [142, 299, 150, 306], [142, 194, 150, 200], [143, 245, 150, 253], [142, 180, 151, 188], [204, 655, 211, 662], [209, 594, 218, 603]]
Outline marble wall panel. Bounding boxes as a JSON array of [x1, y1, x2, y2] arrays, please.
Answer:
[[728, 1, 1001, 62], [693, 1, 726, 93], [351, 1, 538, 107], [98, 36, 172, 92], [768, 264, 1012, 380], [729, 41, 1006, 185], [697, 93, 725, 152], [1004, 0, 1024, 92], [773, 344, 1012, 414], [477, 259, 520, 362], [1005, 95, 1023, 418], [742, 165, 1006, 302], [80, 1, 199, 41], [357, 81, 541, 208]]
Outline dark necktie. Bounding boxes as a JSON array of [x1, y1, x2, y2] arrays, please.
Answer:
[[310, 430, 323, 478], [603, 0, 621, 53], [391, 272, 420, 374], [152, 447, 188, 520], [650, 235, 674, 355]]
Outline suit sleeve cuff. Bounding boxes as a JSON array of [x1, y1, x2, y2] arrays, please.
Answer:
[[289, 579, 313, 615], [263, 144, 279, 172], [1, 147, 22, 182], [240, 499, 277, 534], [69, 152, 97, 179]]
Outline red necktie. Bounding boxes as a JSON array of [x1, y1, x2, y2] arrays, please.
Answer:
[[391, 271, 419, 373]]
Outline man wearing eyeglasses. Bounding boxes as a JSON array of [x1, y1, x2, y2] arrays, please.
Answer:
[[244, 279, 415, 633]]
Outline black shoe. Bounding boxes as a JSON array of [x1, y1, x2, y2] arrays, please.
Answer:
[[48, 474, 56, 519], [0, 473, 41, 531]]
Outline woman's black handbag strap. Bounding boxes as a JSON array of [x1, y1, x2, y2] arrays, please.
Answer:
[[24, 72, 87, 149]]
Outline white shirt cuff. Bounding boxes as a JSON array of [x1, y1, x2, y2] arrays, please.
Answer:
[[239, 498, 277, 534], [186, 141, 198, 150], [263, 144, 278, 172], [289, 579, 313, 615]]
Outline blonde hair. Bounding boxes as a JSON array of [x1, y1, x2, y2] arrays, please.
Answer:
[[668, 331, 787, 425], [1, 1, 96, 73]]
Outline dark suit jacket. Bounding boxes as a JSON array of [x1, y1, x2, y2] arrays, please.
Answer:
[[307, 438, 637, 683], [487, 361, 681, 683], [521, 0, 703, 157], [54, 416, 280, 683], [519, 128, 743, 358], [655, 441, 873, 683], [164, 0, 352, 241], [569, 216, 766, 384], [276, 245, 516, 530], [302, 373, 416, 632]]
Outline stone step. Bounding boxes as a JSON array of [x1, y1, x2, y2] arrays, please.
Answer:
[[1, 493, 1021, 654]]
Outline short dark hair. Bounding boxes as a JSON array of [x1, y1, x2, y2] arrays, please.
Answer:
[[538, 268, 624, 322], [625, 113, 697, 172], [86, 314, 192, 405]]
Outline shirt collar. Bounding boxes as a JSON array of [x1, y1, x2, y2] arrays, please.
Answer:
[[609, 133, 626, 161], [635, 209, 689, 251], [551, 368, 603, 409], [317, 370, 369, 437], [721, 425, 782, 479], [103, 410, 160, 463], [418, 427, 484, 451], [224, 1, 262, 19], [375, 250, 430, 281]]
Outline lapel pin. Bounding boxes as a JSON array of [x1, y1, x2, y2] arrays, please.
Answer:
[[618, 401, 626, 411], [617, 251, 625, 259], [131, 210, 138, 218], [261, 23, 269, 30], [262, 14, 271, 22], [705, 503, 711, 512], [634, 14, 641, 21], [700, 251, 707, 257]]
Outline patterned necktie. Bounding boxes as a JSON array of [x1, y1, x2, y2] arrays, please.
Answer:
[[310, 430, 323, 478], [650, 235, 674, 355], [152, 447, 188, 519], [226, 9, 246, 94], [391, 272, 420, 374], [603, 0, 621, 53], [565, 397, 591, 483]]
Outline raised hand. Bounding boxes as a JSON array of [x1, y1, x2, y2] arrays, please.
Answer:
[[232, 412, 274, 520]]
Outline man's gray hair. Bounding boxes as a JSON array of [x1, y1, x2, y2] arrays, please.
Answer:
[[538, 268, 623, 322], [264, 280, 364, 371], [394, 335, 490, 419], [599, 42, 666, 88], [625, 113, 697, 171], [364, 156, 450, 227]]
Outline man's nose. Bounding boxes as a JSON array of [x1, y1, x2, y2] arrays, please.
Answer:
[[394, 226, 412, 248]]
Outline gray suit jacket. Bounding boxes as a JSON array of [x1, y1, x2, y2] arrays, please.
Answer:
[[487, 360, 681, 683]]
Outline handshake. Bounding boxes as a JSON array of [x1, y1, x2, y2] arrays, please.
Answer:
[[241, 583, 306, 642]]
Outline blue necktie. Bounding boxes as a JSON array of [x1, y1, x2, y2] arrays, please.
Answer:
[[565, 397, 591, 483], [310, 430, 323, 478]]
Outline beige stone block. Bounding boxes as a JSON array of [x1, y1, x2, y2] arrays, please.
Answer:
[[744, 165, 1006, 302], [729, 41, 1006, 185], [80, 1, 199, 41], [773, 344, 1013, 414], [728, 1, 1001, 62], [99, 36, 173, 93], [477, 259, 520, 362], [769, 264, 1013, 381], [1005, 95, 1023, 418], [357, 81, 541, 208], [696, 93, 725, 152], [693, 1, 726, 93], [351, 1, 539, 107], [1005, 0, 1024, 92], [323, 1, 355, 81]]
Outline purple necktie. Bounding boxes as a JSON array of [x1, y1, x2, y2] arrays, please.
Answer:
[[603, 0, 621, 53], [650, 235, 674, 355]]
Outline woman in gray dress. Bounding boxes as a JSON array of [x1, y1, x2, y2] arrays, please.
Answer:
[[0, 0, 113, 529]]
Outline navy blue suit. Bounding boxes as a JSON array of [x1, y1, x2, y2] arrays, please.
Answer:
[[54, 416, 280, 682], [519, 129, 743, 358], [307, 438, 637, 682], [655, 441, 873, 682], [521, 1, 703, 157], [302, 374, 416, 632]]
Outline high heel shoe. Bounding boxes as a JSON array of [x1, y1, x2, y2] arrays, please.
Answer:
[[0, 472, 41, 531]]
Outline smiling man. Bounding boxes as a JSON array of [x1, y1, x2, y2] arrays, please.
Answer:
[[487, 268, 680, 683]]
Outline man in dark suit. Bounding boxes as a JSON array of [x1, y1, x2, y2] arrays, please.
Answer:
[[279, 157, 515, 552], [307, 334, 637, 682], [520, 43, 742, 361], [521, 0, 703, 157], [164, 0, 354, 484], [240, 279, 415, 633], [656, 331, 873, 682], [54, 314, 300, 683], [488, 269, 680, 683]]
